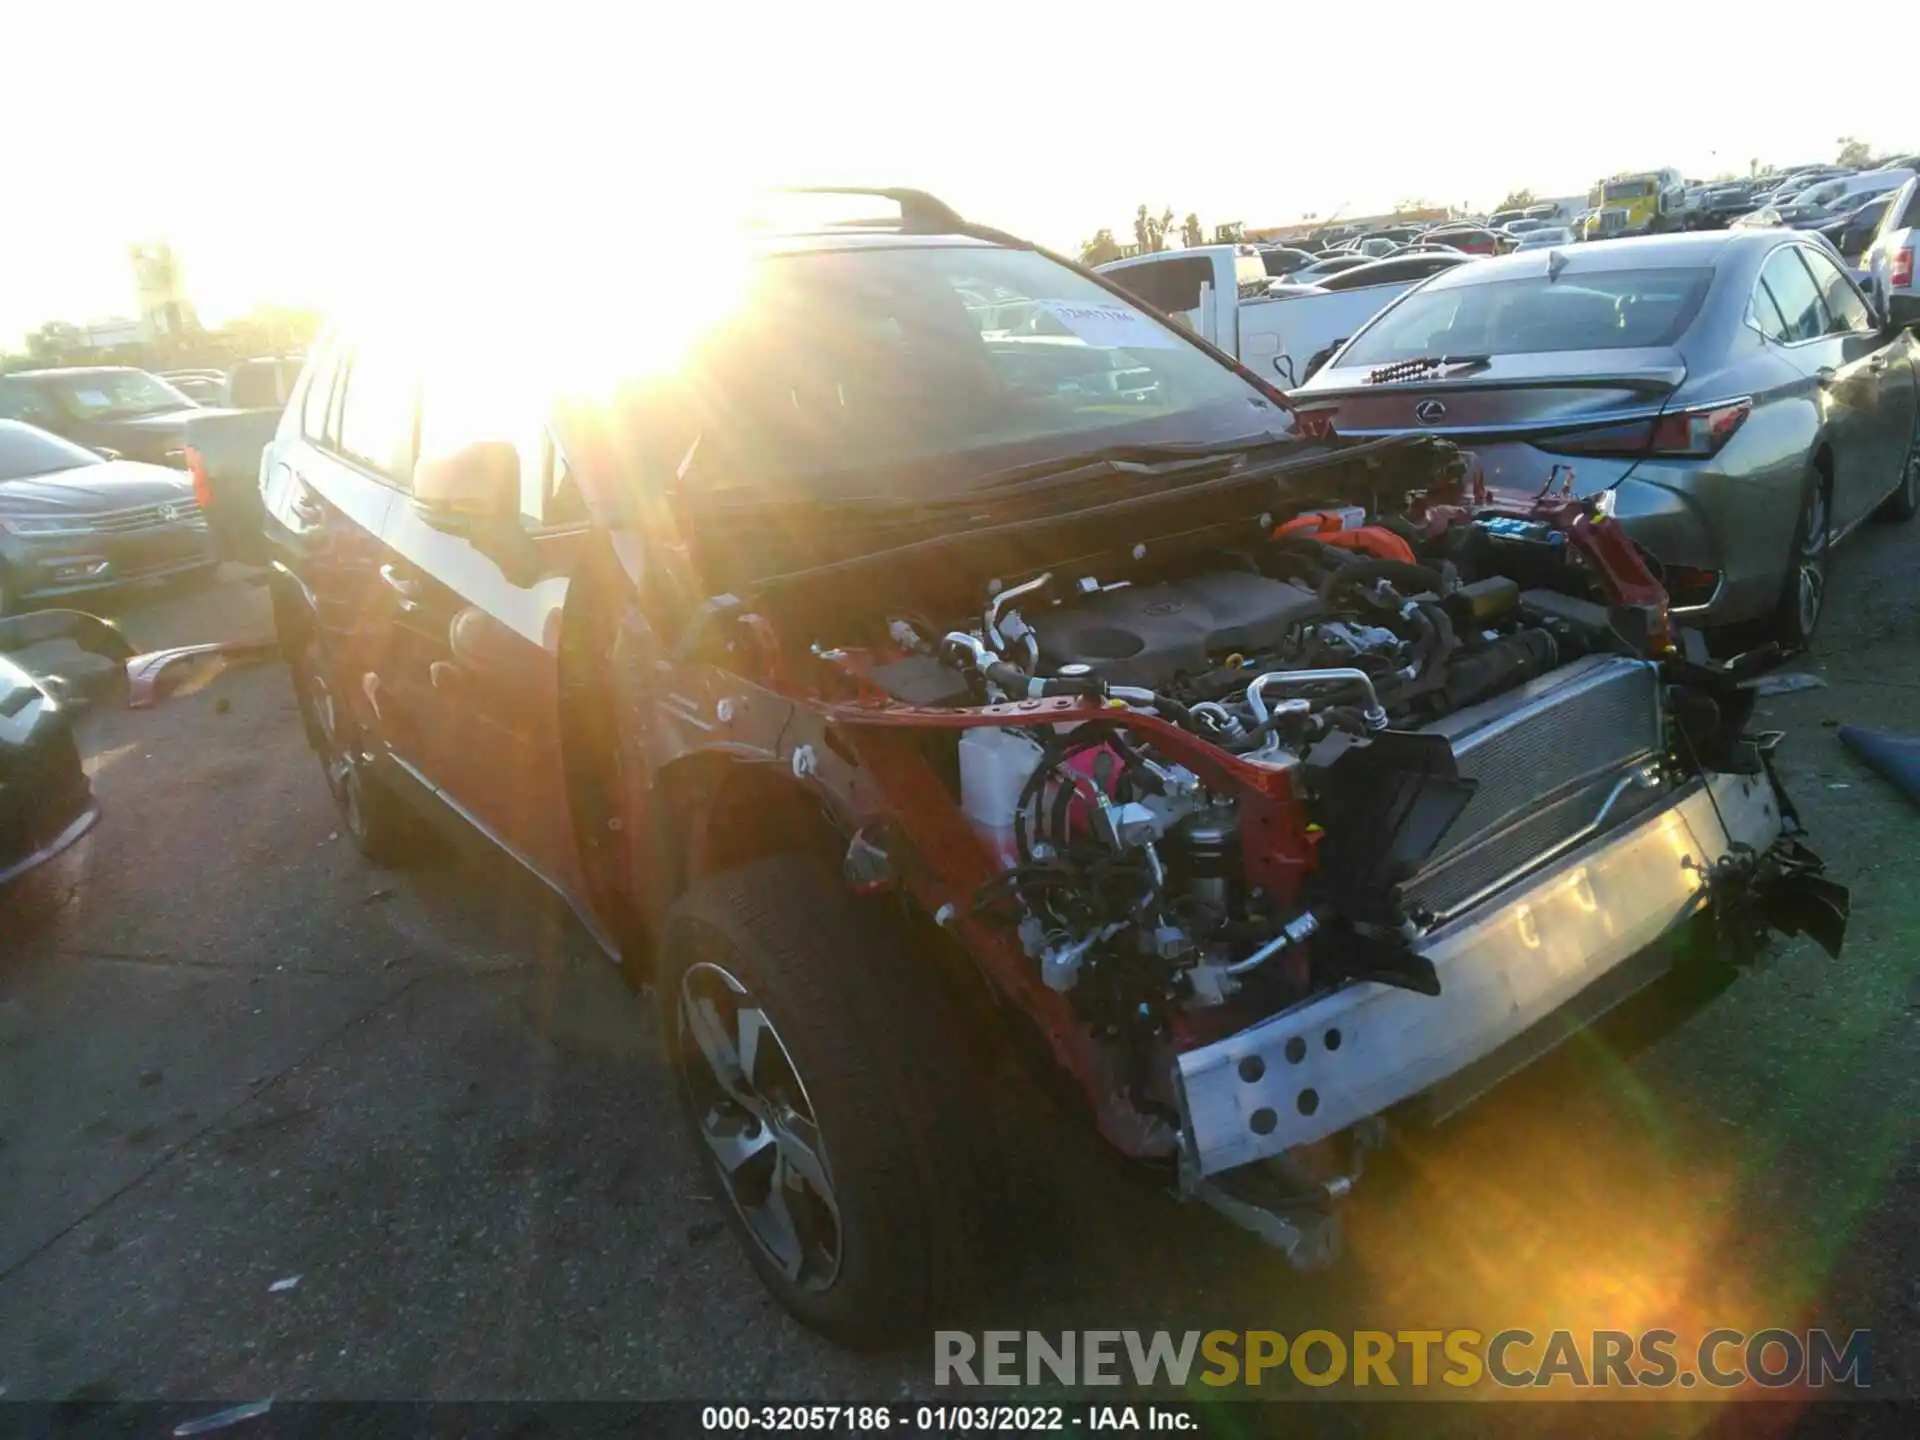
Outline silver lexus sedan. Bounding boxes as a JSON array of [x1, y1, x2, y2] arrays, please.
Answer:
[[1291, 231, 1920, 644]]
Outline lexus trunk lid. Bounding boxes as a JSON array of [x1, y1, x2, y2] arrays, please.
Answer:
[[1292, 347, 1687, 441]]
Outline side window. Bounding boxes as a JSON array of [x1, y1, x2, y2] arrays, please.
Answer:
[[1800, 247, 1873, 334], [1749, 281, 1790, 342], [335, 345, 420, 484], [1897, 181, 1920, 232], [0, 381, 55, 427], [1104, 256, 1211, 315], [1758, 248, 1831, 343], [299, 351, 337, 441]]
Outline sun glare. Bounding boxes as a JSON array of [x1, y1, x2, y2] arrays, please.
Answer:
[[384, 210, 759, 411]]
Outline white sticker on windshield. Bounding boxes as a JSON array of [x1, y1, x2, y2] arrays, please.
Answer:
[[1035, 300, 1182, 351]]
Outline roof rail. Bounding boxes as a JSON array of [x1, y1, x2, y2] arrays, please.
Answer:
[[775, 187, 967, 233]]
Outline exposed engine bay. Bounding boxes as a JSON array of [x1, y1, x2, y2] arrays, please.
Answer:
[[684, 437, 1846, 1249], [854, 504, 1659, 1032], [760, 462, 1837, 1138]]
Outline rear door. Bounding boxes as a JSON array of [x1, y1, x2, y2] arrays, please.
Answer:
[[280, 336, 419, 758], [1754, 246, 1877, 531], [372, 364, 591, 898], [1798, 243, 1916, 525]]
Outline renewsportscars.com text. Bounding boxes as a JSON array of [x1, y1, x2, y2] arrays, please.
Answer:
[[934, 1328, 1873, 1390]]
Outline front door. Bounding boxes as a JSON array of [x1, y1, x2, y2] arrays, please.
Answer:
[[372, 368, 592, 902]]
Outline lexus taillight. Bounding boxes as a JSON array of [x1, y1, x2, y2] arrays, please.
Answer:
[[183, 446, 212, 509], [1648, 400, 1751, 457], [1893, 246, 1914, 289], [1295, 410, 1337, 440], [1664, 565, 1723, 608], [1542, 400, 1750, 461]]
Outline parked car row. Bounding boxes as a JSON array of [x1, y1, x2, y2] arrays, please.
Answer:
[[0, 354, 307, 592]]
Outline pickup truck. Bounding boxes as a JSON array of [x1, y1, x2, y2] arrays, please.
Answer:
[[181, 358, 304, 562], [1097, 244, 1439, 390]]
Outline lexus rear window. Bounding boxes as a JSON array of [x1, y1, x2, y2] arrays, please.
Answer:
[[1335, 267, 1714, 366]]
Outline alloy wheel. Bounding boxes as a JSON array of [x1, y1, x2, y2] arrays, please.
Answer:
[[678, 962, 843, 1290], [1796, 485, 1830, 639], [302, 651, 365, 840]]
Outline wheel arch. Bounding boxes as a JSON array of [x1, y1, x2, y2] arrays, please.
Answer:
[[554, 542, 854, 984]]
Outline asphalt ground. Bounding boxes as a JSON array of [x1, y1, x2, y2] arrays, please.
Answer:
[[0, 537, 1916, 1429]]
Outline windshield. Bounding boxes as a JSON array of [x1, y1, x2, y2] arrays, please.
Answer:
[[644, 245, 1284, 498], [43, 370, 193, 421], [1603, 181, 1656, 202], [0, 422, 105, 481], [1334, 267, 1713, 366]]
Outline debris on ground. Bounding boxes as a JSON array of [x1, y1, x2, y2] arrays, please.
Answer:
[[1750, 671, 1829, 696], [268, 1274, 301, 1293], [173, 1399, 274, 1436], [1838, 726, 1920, 806]]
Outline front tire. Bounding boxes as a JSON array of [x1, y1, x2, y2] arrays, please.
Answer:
[[659, 856, 984, 1347], [1769, 475, 1831, 651]]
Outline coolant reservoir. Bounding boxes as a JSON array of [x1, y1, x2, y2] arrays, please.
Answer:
[[959, 726, 1045, 870]]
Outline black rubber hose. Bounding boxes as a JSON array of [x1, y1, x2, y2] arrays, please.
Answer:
[[1314, 705, 1373, 737], [1146, 693, 1196, 729], [1317, 559, 1448, 607], [1046, 775, 1077, 857], [1399, 603, 1439, 678], [981, 658, 1105, 700]]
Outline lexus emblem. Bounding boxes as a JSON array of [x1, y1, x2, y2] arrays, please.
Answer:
[[1414, 399, 1448, 425], [159, 502, 183, 522]]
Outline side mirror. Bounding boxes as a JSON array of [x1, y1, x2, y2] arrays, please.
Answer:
[[412, 440, 540, 584], [413, 441, 520, 531]]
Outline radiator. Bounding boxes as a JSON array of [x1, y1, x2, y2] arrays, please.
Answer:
[[1402, 655, 1665, 921]]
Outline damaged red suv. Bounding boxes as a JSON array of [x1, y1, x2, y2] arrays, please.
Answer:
[[262, 190, 1847, 1345]]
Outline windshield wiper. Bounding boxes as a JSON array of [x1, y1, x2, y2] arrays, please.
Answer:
[[959, 433, 1296, 499], [682, 433, 1295, 516], [1362, 355, 1492, 386]]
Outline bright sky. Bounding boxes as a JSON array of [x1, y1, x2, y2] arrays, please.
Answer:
[[6, 0, 1913, 349]]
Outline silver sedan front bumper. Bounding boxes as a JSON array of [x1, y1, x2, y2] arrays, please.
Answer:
[[1176, 768, 1783, 1180]]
